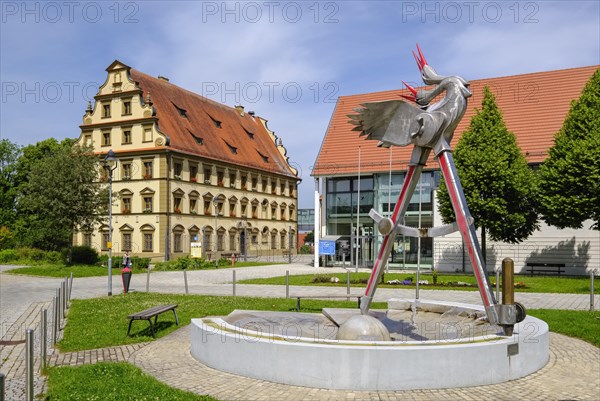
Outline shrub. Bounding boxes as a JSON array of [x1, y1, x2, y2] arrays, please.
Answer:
[[432, 268, 438, 285], [300, 245, 312, 254], [130, 256, 150, 270], [46, 251, 64, 264], [311, 274, 334, 283], [70, 246, 99, 265], [0, 249, 18, 263]]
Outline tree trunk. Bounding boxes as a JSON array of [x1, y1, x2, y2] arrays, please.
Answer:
[[481, 225, 487, 267], [67, 229, 74, 265]]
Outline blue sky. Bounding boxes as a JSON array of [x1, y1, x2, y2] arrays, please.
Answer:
[[1, 1, 599, 207]]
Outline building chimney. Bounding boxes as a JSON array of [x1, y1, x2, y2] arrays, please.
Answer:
[[157, 75, 170, 82], [248, 111, 255, 116], [235, 105, 245, 116]]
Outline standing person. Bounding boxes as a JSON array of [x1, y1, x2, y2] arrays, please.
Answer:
[[122, 252, 131, 268]]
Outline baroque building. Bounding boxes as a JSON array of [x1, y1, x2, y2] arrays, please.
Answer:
[[75, 60, 300, 260]]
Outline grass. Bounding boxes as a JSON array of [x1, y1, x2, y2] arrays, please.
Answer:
[[45, 362, 216, 401], [529, 309, 600, 347], [5, 264, 125, 278], [239, 272, 600, 294], [59, 292, 386, 352]]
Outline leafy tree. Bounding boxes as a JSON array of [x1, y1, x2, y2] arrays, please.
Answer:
[[539, 69, 600, 230], [0, 139, 21, 228], [437, 87, 539, 262], [18, 143, 107, 260], [304, 230, 314, 244]]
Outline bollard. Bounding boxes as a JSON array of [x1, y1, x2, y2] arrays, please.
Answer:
[[146, 265, 151, 292], [68, 272, 73, 302], [285, 270, 289, 299], [496, 268, 500, 301], [347, 270, 351, 301], [56, 288, 62, 325], [231, 254, 235, 267], [591, 270, 595, 312], [52, 296, 58, 344], [233, 270, 236, 297], [501, 258, 515, 305], [40, 309, 47, 372], [64, 278, 70, 309], [26, 329, 34, 401], [61, 281, 66, 316], [184, 269, 189, 295], [121, 267, 132, 294], [0, 372, 5, 401]]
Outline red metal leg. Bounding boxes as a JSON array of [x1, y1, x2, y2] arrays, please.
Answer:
[[361, 148, 430, 314], [438, 151, 498, 323]]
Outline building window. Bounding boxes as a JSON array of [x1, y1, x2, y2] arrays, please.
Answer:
[[83, 233, 92, 247], [102, 132, 111, 146], [143, 161, 153, 179], [190, 165, 198, 182], [143, 233, 153, 252], [204, 230, 213, 251], [280, 233, 287, 250], [251, 234, 258, 244], [122, 163, 132, 180], [122, 197, 131, 214], [174, 162, 182, 179], [262, 179, 268, 192], [241, 203, 248, 217], [217, 171, 225, 186], [229, 173, 236, 188], [143, 197, 153, 212], [280, 206, 286, 220], [143, 128, 152, 142], [122, 130, 132, 144], [102, 103, 111, 118], [122, 233, 132, 251], [101, 232, 109, 251], [190, 198, 197, 214], [281, 182, 286, 195], [271, 206, 277, 220], [84, 134, 92, 147], [122, 101, 131, 115], [229, 233, 236, 251], [173, 197, 182, 213], [217, 232, 224, 251], [251, 204, 258, 219], [204, 167, 212, 184], [241, 175, 248, 190], [225, 141, 237, 154], [174, 233, 182, 252], [244, 128, 254, 139], [209, 115, 222, 128], [271, 180, 276, 194], [271, 233, 277, 250]]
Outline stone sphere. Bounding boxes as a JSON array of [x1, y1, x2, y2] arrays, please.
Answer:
[[336, 315, 391, 341]]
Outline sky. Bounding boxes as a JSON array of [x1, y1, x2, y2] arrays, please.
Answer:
[[1, 1, 599, 208]]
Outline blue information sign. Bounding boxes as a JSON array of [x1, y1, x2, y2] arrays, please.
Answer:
[[319, 240, 336, 256]]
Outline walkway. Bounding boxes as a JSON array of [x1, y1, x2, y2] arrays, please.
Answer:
[[1, 264, 599, 400]]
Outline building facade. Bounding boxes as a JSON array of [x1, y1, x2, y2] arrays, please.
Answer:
[[75, 60, 300, 261], [312, 65, 599, 274]]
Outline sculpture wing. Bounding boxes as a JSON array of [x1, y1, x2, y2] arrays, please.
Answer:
[[348, 100, 421, 147]]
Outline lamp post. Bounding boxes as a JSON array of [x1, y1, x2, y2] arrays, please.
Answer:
[[238, 217, 248, 262], [213, 196, 220, 268], [103, 150, 118, 296]]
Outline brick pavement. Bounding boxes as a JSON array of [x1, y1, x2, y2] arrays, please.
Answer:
[[130, 324, 600, 401]]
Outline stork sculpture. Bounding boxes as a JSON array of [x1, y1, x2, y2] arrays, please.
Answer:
[[349, 45, 524, 331]]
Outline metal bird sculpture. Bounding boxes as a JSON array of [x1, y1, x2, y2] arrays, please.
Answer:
[[349, 45, 525, 333]]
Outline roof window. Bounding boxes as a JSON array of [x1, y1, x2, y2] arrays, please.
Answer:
[[187, 129, 203, 145], [208, 114, 222, 128], [257, 150, 269, 163], [225, 141, 238, 155], [244, 128, 255, 140], [172, 102, 187, 118]]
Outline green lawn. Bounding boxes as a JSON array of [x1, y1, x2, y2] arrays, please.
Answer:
[[59, 293, 386, 352], [46, 362, 216, 401], [5, 264, 124, 278], [529, 309, 600, 347], [239, 272, 599, 294]]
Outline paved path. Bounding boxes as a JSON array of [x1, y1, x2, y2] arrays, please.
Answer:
[[1, 264, 599, 400]]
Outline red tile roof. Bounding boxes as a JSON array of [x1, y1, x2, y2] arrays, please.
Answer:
[[313, 65, 599, 176], [128, 68, 298, 179]]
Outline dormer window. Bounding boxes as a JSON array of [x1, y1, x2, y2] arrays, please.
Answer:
[[244, 128, 254, 139], [225, 141, 237, 155], [208, 114, 222, 128], [187, 129, 203, 145], [173, 103, 187, 118], [257, 150, 269, 163]]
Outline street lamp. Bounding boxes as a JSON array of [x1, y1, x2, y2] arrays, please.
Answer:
[[103, 149, 118, 296], [238, 217, 248, 262], [213, 196, 220, 268]]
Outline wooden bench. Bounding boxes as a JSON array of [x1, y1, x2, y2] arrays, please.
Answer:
[[526, 262, 565, 276], [293, 295, 362, 312], [127, 304, 179, 338]]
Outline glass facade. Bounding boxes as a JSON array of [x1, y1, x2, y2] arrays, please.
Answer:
[[323, 171, 439, 269]]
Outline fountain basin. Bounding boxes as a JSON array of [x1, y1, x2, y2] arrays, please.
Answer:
[[190, 299, 549, 390]]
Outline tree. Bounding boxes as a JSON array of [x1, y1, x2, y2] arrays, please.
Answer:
[[539, 69, 600, 230], [437, 87, 539, 262], [0, 139, 21, 229], [18, 143, 107, 260], [304, 230, 314, 244]]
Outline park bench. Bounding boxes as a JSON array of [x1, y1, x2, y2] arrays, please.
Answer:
[[127, 304, 179, 338], [526, 262, 565, 276], [293, 295, 362, 312]]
